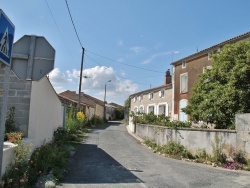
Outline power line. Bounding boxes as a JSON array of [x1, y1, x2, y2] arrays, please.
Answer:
[[86, 49, 165, 73], [65, 0, 83, 48], [44, 0, 78, 65], [85, 54, 149, 86]]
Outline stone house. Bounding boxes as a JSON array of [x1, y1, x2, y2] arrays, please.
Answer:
[[171, 31, 250, 121], [58, 90, 105, 119], [130, 70, 172, 117]]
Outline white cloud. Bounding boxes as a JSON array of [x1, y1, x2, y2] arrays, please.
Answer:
[[66, 69, 79, 79], [49, 66, 139, 105], [130, 46, 146, 54], [142, 51, 171, 64], [53, 86, 67, 94], [49, 68, 72, 84]]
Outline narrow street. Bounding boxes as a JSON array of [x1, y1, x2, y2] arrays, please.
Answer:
[[61, 122, 250, 188]]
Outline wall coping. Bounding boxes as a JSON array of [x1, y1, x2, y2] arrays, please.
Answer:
[[137, 123, 237, 133], [3, 141, 17, 151]]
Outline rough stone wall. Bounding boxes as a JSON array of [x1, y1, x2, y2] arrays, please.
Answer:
[[131, 87, 172, 117], [236, 114, 250, 158], [0, 67, 31, 136]]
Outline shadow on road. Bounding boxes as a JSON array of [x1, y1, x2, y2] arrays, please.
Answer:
[[92, 121, 122, 130], [61, 143, 143, 185]]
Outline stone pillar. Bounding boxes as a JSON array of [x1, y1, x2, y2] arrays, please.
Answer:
[[236, 114, 250, 158]]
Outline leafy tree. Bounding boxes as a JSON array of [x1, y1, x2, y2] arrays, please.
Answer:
[[124, 97, 131, 108], [183, 41, 250, 129]]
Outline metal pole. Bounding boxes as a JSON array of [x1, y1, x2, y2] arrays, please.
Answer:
[[78, 47, 85, 109], [103, 83, 106, 120], [0, 65, 11, 178]]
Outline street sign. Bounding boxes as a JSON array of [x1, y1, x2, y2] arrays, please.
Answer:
[[0, 10, 14, 178], [11, 35, 55, 81], [0, 9, 15, 66]]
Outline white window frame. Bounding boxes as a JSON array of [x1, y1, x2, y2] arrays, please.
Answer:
[[148, 92, 153, 100], [179, 99, 188, 121], [139, 105, 144, 113], [157, 102, 168, 116], [134, 106, 138, 113], [208, 52, 212, 60], [182, 61, 186, 69], [159, 90, 165, 98], [147, 104, 156, 114], [180, 73, 188, 93], [203, 65, 212, 73]]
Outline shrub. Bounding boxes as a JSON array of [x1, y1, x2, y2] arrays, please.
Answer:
[[1, 141, 32, 187], [136, 112, 191, 128], [211, 135, 226, 163]]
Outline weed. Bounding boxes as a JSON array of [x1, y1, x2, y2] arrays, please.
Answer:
[[211, 135, 226, 164]]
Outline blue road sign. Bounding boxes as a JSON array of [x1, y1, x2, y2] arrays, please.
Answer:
[[0, 9, 15, 66]]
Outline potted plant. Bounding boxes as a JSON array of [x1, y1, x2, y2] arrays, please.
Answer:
[[6, 132, 24, 143]]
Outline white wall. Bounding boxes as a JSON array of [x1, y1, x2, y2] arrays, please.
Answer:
[[28, 77, 63, 148], [1, 142, 16, 178]]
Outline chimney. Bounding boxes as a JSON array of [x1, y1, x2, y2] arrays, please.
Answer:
[[165, 69, 172, 85]]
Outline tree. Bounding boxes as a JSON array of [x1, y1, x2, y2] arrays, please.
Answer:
[[183, 41, 250, 129], [114, 106, 124, 119]]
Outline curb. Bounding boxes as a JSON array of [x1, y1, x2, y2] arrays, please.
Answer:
[[126, 125, 144, 143]]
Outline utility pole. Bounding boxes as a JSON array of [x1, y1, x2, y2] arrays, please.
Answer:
[[78, 47, 85, 109]]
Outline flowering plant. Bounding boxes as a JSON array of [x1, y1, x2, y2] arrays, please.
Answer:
[[223, 161, 243, 170], [77, 111, 85, 121]]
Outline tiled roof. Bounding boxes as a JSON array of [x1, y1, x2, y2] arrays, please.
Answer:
[[108, 102, 124, 108], [58, 90, 103, 107], [171, 31, 250, 66]]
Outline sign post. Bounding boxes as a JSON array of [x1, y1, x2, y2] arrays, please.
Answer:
[[0, 9, 15, 178]]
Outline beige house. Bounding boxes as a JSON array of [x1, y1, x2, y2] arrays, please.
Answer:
[[130, 70, 172, 117], [58, 90, 105, 119]]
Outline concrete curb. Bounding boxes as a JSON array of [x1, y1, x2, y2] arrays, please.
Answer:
[[126, 125, 144, 143]]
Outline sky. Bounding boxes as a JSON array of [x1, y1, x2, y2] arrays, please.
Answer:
[[1, 0, 250, 105]]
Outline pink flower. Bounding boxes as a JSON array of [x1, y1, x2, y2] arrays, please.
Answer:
[[15, 167, 19, 171], [20, 179, 25, 183]]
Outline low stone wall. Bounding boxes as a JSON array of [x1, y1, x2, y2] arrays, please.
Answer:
[[136, 123, 237, 156]]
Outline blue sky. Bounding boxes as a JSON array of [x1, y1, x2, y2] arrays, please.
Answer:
[[1, 0, 250, 105]]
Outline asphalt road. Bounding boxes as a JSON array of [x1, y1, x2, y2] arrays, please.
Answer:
[[61, 121, 250, 188]]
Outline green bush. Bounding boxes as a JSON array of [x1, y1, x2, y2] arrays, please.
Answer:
[[136, 112, 191, 128]]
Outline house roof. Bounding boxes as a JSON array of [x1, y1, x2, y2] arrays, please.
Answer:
[[129, 83, 172, 98], [58, 90, 104, 107], [171, 31, 250, 66], [108, 102, 124, 108]]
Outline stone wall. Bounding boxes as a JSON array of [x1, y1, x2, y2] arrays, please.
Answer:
[[236, 114, 250, 158], [135, 123, 237, 156], [0, 68, 31, 136]]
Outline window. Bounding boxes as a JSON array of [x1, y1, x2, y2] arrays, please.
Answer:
[[182, 61, 186, 68], [148, 92, 153, 100], [139, 106, 144, 113], [139, 94, 143, 102], [158, 104, 166, 116], [180, 73, 188, 93], [133, 96, 137, 102], [203, 66, 212, 73], [134, 107, 138, 113], [148, 105, 154, 114], [159, 90, 164, 98], [208, 52, 213, 60], [179, 99, 188, 121]]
